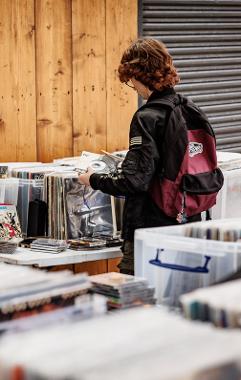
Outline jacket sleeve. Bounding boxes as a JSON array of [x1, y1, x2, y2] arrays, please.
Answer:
[[89, 109, 165, 197]]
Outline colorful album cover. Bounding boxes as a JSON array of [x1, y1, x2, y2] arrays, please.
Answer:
[[0, 204, 22, 240]]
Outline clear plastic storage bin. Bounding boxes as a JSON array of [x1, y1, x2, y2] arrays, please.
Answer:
[[135, 221, 241, 307], [0, 178, 19, 205], [0, 180, 5, 203]]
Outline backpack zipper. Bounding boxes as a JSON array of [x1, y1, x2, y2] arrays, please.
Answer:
[[176, 190, 187, 224]]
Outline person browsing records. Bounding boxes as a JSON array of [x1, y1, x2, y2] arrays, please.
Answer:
[[79, 39, 208, 275]]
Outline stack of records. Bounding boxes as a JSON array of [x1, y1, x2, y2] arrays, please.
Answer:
[[30, 238, 68, 253], [0, 240, 18, 254], [10, 164, 60, 235], [184, 218, 241, 242], [1, 307, 241, 379], [90, 272, 156, 309], [0, 162, 42, 177], [0, 204, 22, 240], [8, 163, 75, 235], [44, 171, 114, 240], [180, 278, 241, 328], [75, 151, 120, 174], [92, 234, 123, 247], [0, 263, 99, 326], [68, 238, 106, 250]]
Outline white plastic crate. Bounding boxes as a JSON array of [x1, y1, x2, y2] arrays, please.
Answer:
[[135, 220, 241, 307], [212, 168, 241, 219], [211, 151, 241, 219]]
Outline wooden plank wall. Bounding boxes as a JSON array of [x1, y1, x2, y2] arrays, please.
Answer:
[[106, 0, 138, 152], [35, 0, 73, 162], [0, 0, 137, 163], [0, 0, 36, 161], [72, 0, 107, 154]]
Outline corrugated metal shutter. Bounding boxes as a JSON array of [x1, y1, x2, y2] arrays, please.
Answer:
[[139, 0, 241, 152]]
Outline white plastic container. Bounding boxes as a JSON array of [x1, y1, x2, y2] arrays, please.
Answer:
[[135, 221, 241, 307], [212, 168, 241, 219]]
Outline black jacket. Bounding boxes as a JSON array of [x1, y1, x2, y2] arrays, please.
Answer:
[[90, 88, 200, 241]]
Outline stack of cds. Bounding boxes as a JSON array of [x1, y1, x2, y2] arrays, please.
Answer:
[[30, 238, 68, 253], [90, 272, 156, 309], [68, 238, 106, 250], [68, 236, 122, 250], [0, 240, 18, 254]]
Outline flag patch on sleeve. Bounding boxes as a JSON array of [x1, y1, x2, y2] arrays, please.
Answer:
[[130, 136, 142, 146]]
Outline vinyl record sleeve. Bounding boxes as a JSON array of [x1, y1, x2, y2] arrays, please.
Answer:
[[0, 204, 22, 240]]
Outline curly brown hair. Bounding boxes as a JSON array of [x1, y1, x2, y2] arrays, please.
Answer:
[[118, 38, 180, 91]]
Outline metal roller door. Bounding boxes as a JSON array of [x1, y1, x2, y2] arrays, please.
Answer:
[[139, 0, 241, 152]]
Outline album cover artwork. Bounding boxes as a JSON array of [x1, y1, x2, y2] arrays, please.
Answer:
[[0, 204, 22, 240]]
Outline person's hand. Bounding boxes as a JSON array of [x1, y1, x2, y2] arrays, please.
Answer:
[[78, 167, 95, 186]]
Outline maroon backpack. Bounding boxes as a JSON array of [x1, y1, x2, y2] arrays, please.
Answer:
[[149, 94, 224, 223]]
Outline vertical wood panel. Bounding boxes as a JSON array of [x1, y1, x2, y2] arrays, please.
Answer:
[[36, 0, 73, 162], [106, 0, 138, 152], [0, 0, 36, 161], [72, 0, 106, 155]]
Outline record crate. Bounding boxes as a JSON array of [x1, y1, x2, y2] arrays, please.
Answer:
[[134, 219, 241, 307]]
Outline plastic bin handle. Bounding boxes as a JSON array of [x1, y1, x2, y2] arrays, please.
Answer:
[[149, 249, 211, 273]]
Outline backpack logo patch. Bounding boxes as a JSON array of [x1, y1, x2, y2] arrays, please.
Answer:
[[189, 142, 203, 157]]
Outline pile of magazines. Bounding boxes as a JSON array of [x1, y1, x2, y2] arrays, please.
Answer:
[[90, 272, 156, 309]]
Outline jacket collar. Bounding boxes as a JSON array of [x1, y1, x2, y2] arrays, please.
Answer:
[[146, 87, 176, 103]]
